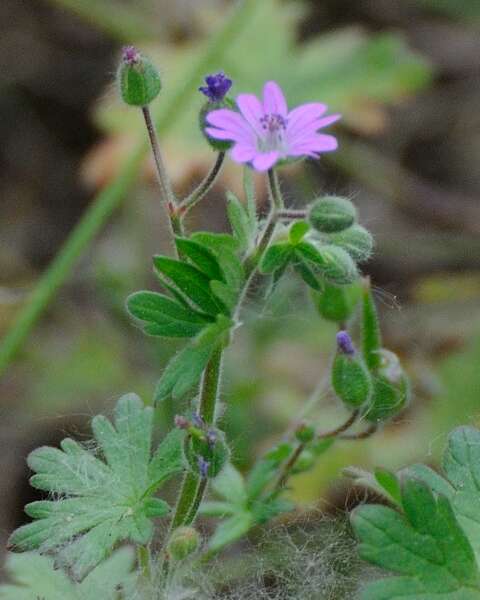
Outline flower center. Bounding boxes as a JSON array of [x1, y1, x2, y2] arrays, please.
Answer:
[[258, 113, 287, 153]]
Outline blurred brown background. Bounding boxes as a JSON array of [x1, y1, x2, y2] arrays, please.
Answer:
[[1, 0, 479, 566]]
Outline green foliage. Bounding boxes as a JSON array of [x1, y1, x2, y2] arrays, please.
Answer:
[[344, 466, 402, 506], [227, 190, 257, 254], [0, 548, 135, 600], [127, 291, 212, 337], [118, 53, 161, 107], [154, 315, 232, 402], [201, 461, 293, 553], [8, 395, 183, 578], [308, 196, 357, 233], [351, 426, 480, 598]]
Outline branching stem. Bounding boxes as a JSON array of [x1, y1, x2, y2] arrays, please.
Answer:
[[179, 152, 226, 217], [141, 106, 184, 240]]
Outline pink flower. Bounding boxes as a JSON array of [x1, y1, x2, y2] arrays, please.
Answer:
[[205, 81, 340, 172]]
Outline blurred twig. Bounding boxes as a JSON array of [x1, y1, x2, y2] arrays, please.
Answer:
[[0, 0, 259, 376]]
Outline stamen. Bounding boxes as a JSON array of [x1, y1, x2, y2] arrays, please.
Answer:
[[258, 113, 288, 154]]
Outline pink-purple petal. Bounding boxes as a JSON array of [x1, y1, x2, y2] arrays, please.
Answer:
[[206, 109, 255, 143], [263, 81, 288, 117], [230, 143, 257, 163], [287, 103, 328, 132], [289, 134, 338, 156], [236, 94, 265, 136], [252, 151, 279, 172]]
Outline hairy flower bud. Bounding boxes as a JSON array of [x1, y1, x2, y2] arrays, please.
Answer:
[[199, 72, 235, 151], [118, 46, 162, 107], [167, 526, 201, 561], [332, 332, 372, 408], [364, 349, 410, 422], [313, 280, 361, 323], [184, 427, 230, 478], [308, 196, 357, 233], [327, 224, 374, 263], [318, 245, 358, 285]]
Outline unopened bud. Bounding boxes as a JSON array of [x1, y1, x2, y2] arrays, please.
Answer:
[[295, 422, 315, 444], [313, 280, 361, 323], [167, 526, 200, 561], [175, 415, 190, 429], [332, 336, 372, 408], [327, 224, 374, 264], [118, 46, 161, 107], [319, 245, 358, 285], [309, 196, 357, 233], [184, 427, 230, 479], [200, 72, 235, 151], [364, 349, 410, 422]]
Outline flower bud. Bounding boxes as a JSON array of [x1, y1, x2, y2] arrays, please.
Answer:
[[199, 72, 234, 151], [295, 422, 315, 444], [364, 350, 410, 422], [118, 46, 161, 107], [313, 280, 361, 323], [332, 332, 372, 408], [308, 196, 357, 233], [327, 224, 374, 263], [318, 245, 358, 285], [167, 526, 201, 561], [184, 427, 230, 479]]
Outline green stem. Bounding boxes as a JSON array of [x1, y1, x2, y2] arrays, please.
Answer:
[[267, 168, 284, 210], [179, 152, 226, 217], [0, 0, 258, 376], [169, 346, 223, 530], [137, 544, 151, 581], [141, 106, 183, 240]]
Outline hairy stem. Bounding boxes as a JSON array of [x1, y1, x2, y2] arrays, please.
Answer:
[[169, 346, 224, 530], [137, 544, 151, 581], [278, 209, 307, 220], [339, 423, 378, 440], [317, 410, 359, 439], [141, 106, 183, 240], [179, 152, 226, 217]]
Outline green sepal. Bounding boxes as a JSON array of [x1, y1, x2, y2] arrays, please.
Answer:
[[364, 370, 410, 423], [295, 242, 358, 285], [167, 526, 201, 561], [289, 220, 310, 245]]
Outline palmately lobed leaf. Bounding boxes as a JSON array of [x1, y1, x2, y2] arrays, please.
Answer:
[[352, 476, 480, 599], [8, 394, 184, 579], [0, 548, 136, 600]]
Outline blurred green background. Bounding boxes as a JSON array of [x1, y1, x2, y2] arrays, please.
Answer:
[[1, 0, 479, 564]]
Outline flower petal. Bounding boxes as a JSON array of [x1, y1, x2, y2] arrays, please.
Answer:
[[230, 143, 257, 164], [263, 81, 288, 117], [289, 134, 338, 156], [206, 109, 255, 144], [287, 103, 328, 133], [236, 94, 264, 136], [252, 151, 279, 172]]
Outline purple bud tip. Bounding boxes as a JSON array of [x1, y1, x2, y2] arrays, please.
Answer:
[[198, 456, 210, 479], [122, 45, 140, 66], [199, 72, 232, 102], [174, 415, 190, 429], [337, 331, 355, 355], [192, 413, 205, 429], [206, 429, 217, 446]]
